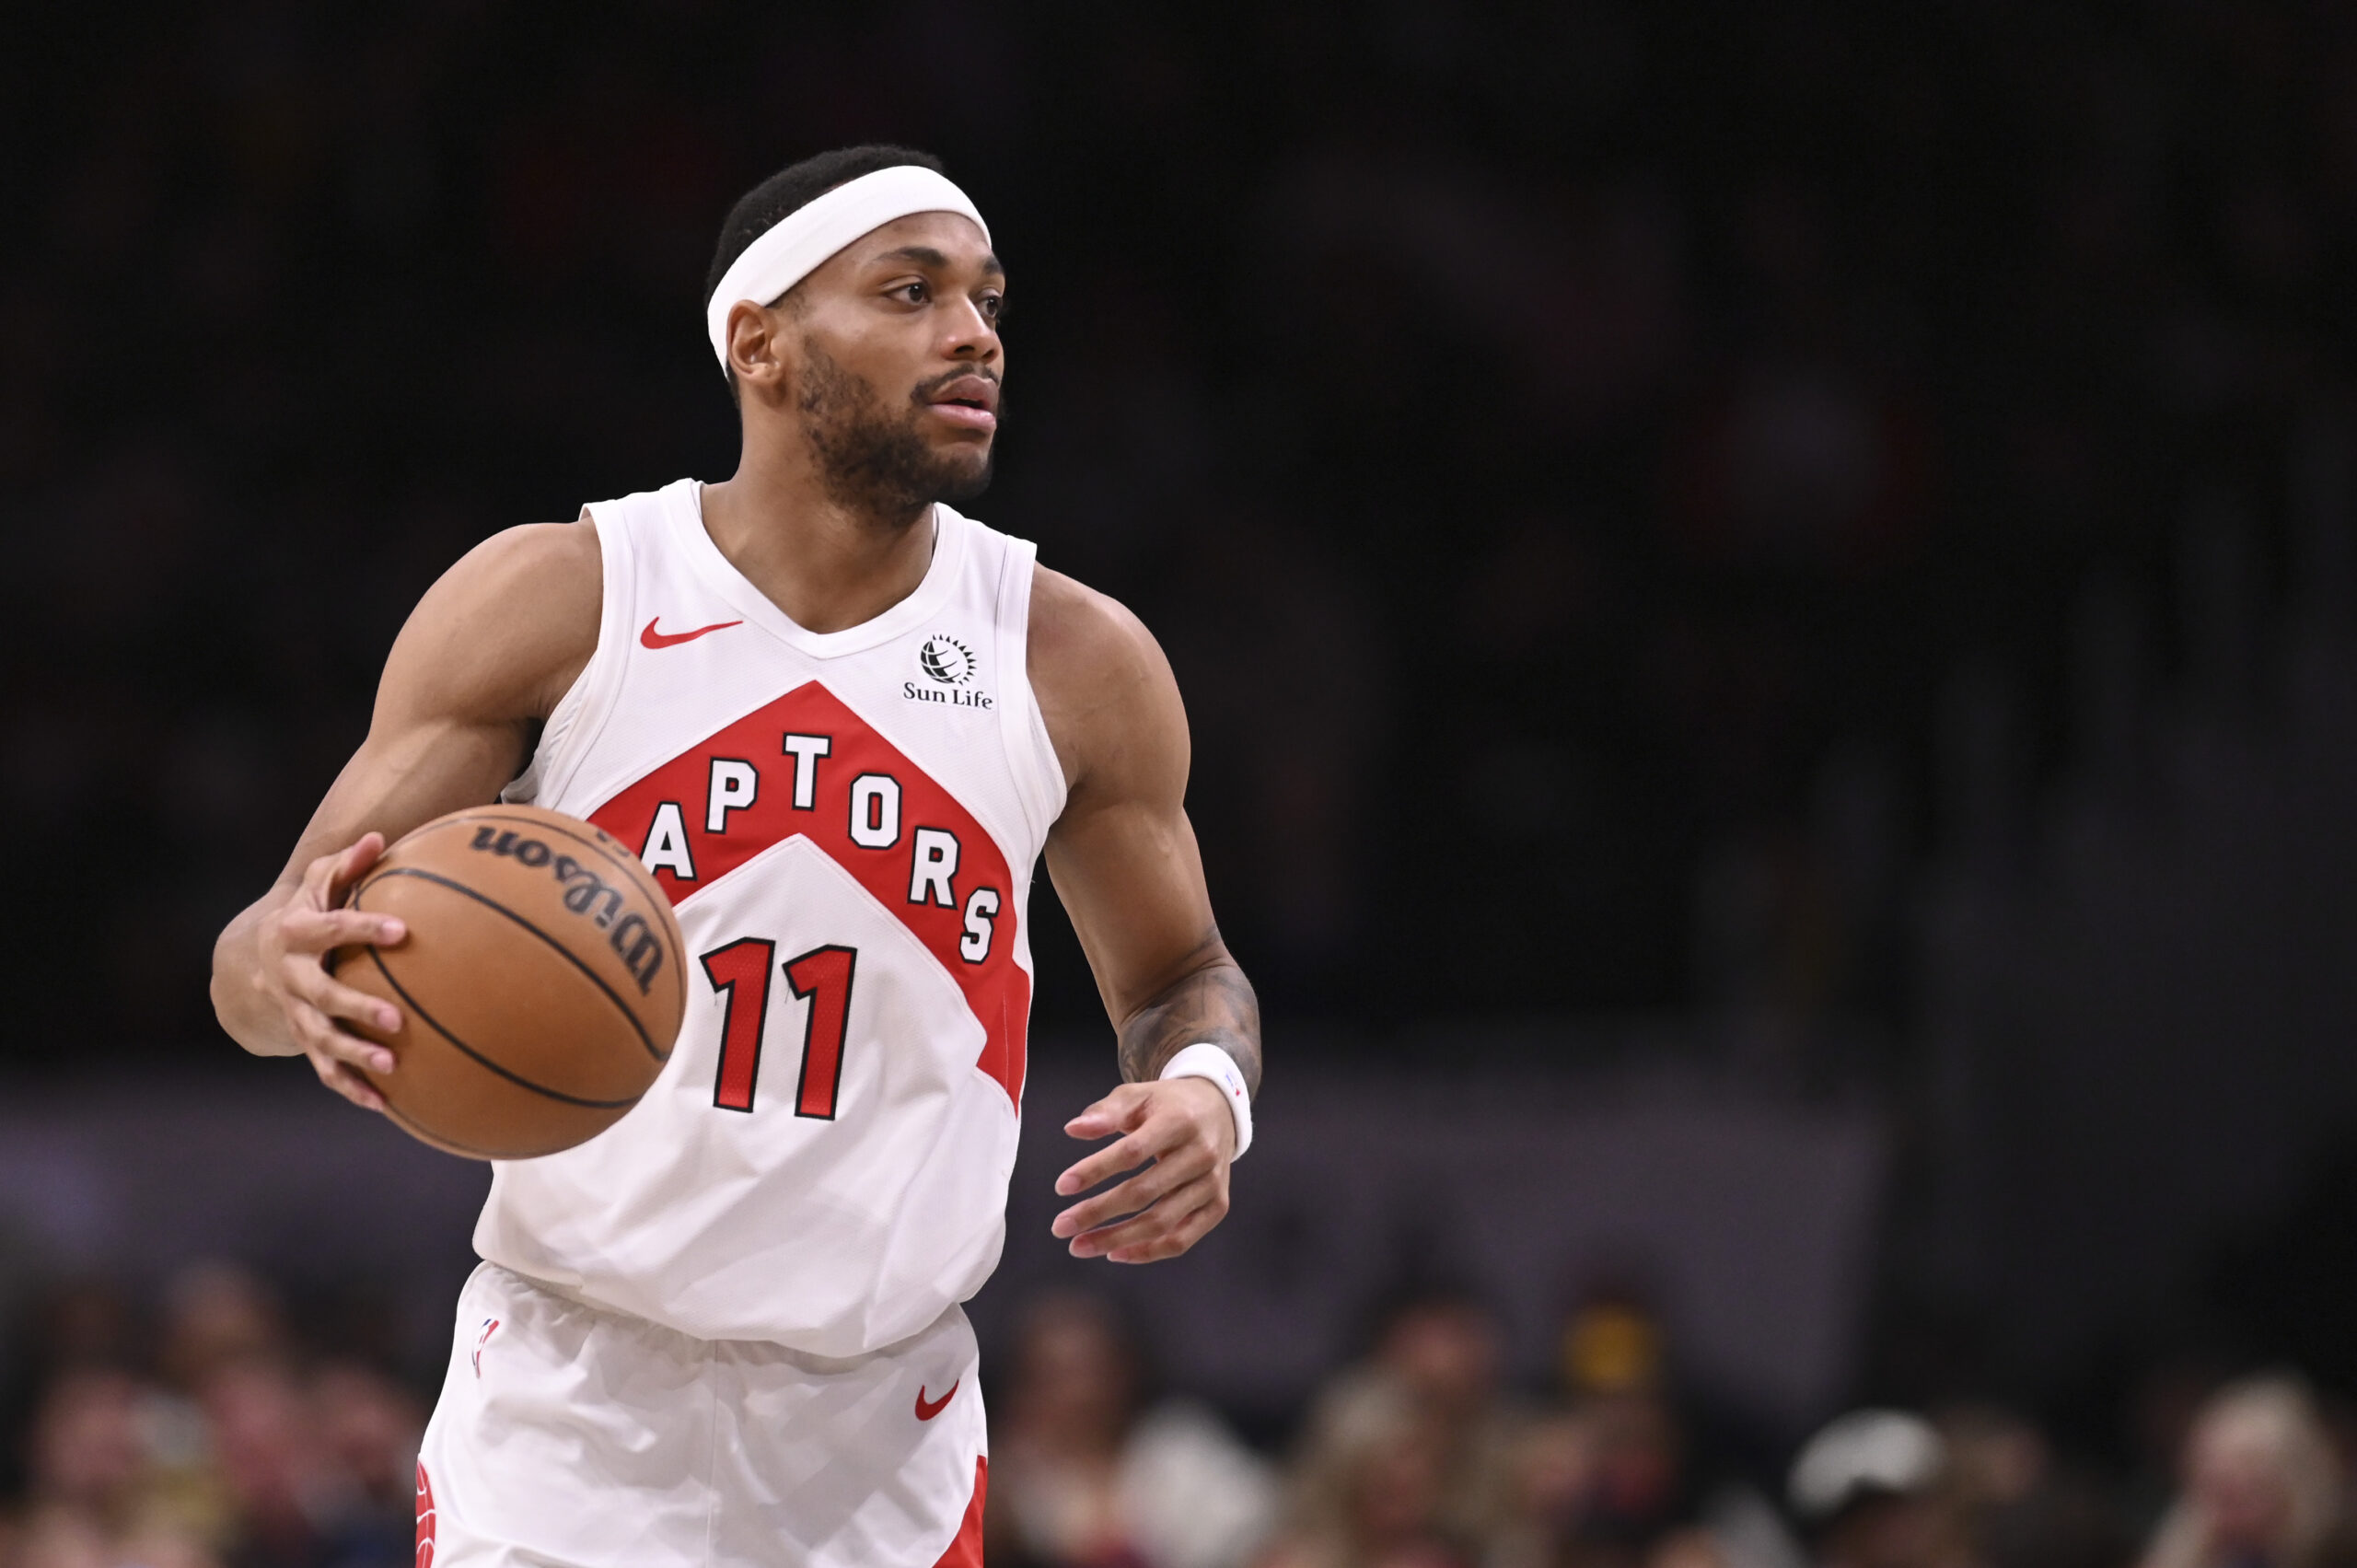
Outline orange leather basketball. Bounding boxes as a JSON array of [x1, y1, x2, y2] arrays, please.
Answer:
[[331, 805, 684, 1159]]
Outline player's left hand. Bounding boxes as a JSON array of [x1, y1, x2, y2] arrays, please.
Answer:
[[1051, 1077, 1236, 1263]]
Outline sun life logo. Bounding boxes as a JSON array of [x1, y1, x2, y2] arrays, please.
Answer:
[[907, 633, 993, 708], [919, 634, 976, 687]]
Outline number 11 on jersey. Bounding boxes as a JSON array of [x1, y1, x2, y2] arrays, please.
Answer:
[[700, 940, 858, 1118]]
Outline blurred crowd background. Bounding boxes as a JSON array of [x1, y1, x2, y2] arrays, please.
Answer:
[[6, 0, 2357, 1565], [14, 1255, 2357, 1568]]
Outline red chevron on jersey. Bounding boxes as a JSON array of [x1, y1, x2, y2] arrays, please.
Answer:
[[586, 679, 1027, 1109], [476, 485, 1061, 1356]]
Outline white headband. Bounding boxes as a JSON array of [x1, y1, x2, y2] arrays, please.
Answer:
[[704, 165, 990, 374]]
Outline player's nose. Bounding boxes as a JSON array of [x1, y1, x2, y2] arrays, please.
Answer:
[[939, 296, 1000, 362]]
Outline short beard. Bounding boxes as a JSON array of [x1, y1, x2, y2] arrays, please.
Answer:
[[795, 342, 994, 527]]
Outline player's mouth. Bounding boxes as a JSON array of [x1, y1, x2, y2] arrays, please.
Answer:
[[921, 374, 999, 434]]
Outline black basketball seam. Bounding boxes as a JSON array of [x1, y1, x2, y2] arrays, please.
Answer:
[[354, 867, 670, 1064], [361, 946, 646, 1109], [391, 810, 687, 1042]]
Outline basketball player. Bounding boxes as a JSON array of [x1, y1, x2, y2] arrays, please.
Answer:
[[210, 145, 1261, 1567]]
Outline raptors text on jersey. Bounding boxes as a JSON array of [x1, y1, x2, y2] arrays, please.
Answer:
[[473, 480, 1066, 1355]]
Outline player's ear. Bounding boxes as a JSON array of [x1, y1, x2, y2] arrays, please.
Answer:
[[725, 300, 796, 400]]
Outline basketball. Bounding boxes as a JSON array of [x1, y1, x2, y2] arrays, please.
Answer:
[[330, 805, 685, 1159]]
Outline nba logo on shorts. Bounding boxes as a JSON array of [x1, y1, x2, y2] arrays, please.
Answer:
[[472, 1318, 499, 1377]]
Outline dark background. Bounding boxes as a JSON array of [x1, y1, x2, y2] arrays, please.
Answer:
[[4, 2, 2357, 1564], [14, 0, 2344, 1046]]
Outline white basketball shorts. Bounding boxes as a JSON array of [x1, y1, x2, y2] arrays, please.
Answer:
[[415, 1262, 987, 1568]]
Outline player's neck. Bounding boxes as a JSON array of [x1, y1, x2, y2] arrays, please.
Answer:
[[698, 455, 936, 635]]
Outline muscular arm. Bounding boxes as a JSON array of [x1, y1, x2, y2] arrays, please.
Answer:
[[210, 522, 600, 1105], [1029, 566, 1260, 1262], [1111, 944, 1261, 1090]]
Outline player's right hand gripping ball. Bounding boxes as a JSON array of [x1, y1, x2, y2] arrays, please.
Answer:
[[331, 805, 685, 1159]]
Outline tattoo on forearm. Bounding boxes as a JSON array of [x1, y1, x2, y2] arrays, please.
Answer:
[[1117, 947, 1262, 1095]]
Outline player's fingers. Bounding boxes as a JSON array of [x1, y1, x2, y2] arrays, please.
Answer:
[[328, 832, 387, 899], [1109, 1216, 1218, 1264], [1142, 1092, 1228, 1161], [1052, 1122, 1169, 1198], [1070, 1168, 1221, 1253], [1062, 1081, 1153, 1142], [286, 1000, 397, 1077], [1109, 1188, 1226, 1264], [283, 959, 403, 1038], [294, 1006, 396, 1079], [1055, 1089, 1200, 1195], [1076, 1184, 1220, 1262], [276, 906, 407, 956], [295, 832, 385, 911], [296, 846, 345, 906], [308, 1049, 387, 1112], [1051, 1154, 1191, 1239]]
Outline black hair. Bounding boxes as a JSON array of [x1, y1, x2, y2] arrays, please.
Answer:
[[702, 144, 949, 309]]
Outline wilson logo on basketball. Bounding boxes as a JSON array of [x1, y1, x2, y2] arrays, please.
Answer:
[[467, 826, 669, 994]]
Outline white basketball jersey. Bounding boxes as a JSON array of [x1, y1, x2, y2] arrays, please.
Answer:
[[475, 478, 1066, 1356]]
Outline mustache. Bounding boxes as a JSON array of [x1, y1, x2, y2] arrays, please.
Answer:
[[908, 366, 1002, 404]]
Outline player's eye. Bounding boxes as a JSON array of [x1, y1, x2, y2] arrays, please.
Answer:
[[979, 294, 1005, 323], [892, 280, 929, 305]]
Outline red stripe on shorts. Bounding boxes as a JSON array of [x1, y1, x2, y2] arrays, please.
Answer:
[[931, 1456, 986, 1568]]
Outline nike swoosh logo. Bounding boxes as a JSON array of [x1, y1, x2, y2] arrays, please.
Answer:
[[914, 1379, 958, 1422], [640, 616, 743, 649]]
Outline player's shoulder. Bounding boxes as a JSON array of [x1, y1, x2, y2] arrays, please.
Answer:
[[388, 518, 603, 722], [1028, 564, 1164, 684], [448, 517, 603, 604], [1028, 565, 1186, 797], [426, 518, 601, 633]]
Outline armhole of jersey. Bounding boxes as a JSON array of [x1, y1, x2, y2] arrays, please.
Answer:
[[503, 504, 635, 808], [995, 538, 1069, 845]]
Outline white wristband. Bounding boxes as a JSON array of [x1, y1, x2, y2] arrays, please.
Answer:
[[1160, 1042, 1253, 1159]]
